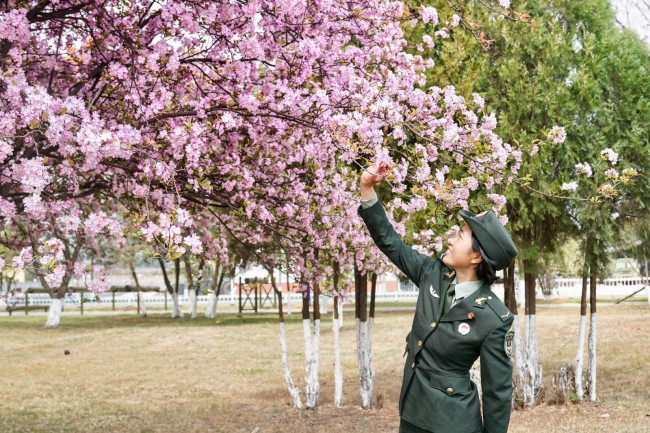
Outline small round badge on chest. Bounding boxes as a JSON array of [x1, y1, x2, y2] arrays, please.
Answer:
[[458, 323, 470, 335]]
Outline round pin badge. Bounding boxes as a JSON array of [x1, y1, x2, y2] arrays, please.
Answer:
[[458, 323, 470, 335]]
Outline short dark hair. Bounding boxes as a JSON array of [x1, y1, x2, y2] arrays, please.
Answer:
[[471, 234, 498, 285]]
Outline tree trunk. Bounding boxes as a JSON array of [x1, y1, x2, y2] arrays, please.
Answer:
[[355, 267, 374, 409], [205, 264, 225, 319], [184, 256, 199, 319], [587, 273, 597, 401], [159, 258, 183, 318], [45, 297, 65, 328], [332, 262, 343, 408], [504, 263, 523, 406], [523, 269, 541, 407], [268, 266, 302, 408], [304, 279, 321, 409], [575, 273, 588, 401]]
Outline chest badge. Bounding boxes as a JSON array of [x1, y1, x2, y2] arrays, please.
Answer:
[[458, 323, 470, 335], [475, 297, 487, 306], [429, 285, 440, 298]]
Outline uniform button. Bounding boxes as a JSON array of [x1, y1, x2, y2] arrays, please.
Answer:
[[411, 362, 416, 369], [446, 387, 454, 394], [430, 322, 437, 329], [417, 340, 423, 347]]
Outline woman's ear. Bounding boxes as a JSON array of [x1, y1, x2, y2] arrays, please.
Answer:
[[471, 252, 483, 265]]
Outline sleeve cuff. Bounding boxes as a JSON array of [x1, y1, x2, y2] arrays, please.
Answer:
[[360, 193, 378, 209]]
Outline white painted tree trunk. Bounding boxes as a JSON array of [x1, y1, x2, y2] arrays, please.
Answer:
[[338, 301, 344, 329], [523, 314, 541, 406], [511, 316, 524, 405], [279, 322, 303, 408], [515, 267, 523, 308], [170, 293, 183, 319], [356, 318, 375, 408], [588, 312, 597, 401], [188, 290, 198, 319], [333, 315, 343, 408], [574, 314, 587, 400], [470, 365, 482, 398], [303, 318, 320, 408], [138, 293, 147, 316], [45, 298, 64, 328], [205, 291, 218, 318]]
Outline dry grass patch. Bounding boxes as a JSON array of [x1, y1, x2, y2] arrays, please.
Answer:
[[0, 305, 648, 432]]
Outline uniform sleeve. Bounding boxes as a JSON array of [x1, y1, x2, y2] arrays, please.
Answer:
[[479, 317, 514, 433], [358, 199, 431, 287]]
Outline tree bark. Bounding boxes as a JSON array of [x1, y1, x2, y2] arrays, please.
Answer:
[[355, 266, 374, 409], [268, 266, 302, 408], [504, 262, 523, 406], [45, 297, 65, 328], [205, 264, 225, 319], [304, 279, 321, 409], [158, 258, 183, 318], [575, 272, 588, 400], [588, 273, 597, 401], [129, 260, 147, 316], [332, 262, 343, 408], [523, 268, 541, 407]]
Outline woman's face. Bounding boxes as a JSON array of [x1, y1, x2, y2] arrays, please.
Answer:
[[442, 224, 482, 270]]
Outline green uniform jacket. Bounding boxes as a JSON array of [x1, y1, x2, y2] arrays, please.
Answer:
[[359, 200, 514, 433]]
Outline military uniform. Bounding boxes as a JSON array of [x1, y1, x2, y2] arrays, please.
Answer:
[[359, 199, 515, 433]]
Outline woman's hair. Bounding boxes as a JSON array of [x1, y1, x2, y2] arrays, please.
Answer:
[[471, 234, 498, 285]]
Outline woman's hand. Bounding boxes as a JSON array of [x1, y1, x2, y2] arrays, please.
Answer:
[[360, 161, 390, 200], [360, 162, 390, 188]]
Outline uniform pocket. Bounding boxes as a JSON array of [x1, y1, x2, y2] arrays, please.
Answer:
[[429, 371, 472, 396]]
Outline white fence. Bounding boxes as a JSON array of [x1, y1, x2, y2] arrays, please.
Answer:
[[2, 277, 648, 310]]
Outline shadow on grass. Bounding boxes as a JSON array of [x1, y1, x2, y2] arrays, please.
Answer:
[[0, 311, 316, 332], [0, 308, 416, 332]]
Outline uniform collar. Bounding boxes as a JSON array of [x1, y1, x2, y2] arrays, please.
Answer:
[[451, 278, 483, 300]]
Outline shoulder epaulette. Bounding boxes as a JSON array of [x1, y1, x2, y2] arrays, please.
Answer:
[[485, 292, 513, 322]]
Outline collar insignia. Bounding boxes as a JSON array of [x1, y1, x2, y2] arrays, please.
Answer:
[[475, 297, 487, 306], [444, 270, 456, 279]]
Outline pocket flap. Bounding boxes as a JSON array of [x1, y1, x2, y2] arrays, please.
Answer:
[[429, 371, 472, 396]]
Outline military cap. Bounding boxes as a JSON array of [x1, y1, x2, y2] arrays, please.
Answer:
[[459, 210, 518, 270]]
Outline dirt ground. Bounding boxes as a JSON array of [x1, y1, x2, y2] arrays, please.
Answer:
[[0, 303, 648, 433]]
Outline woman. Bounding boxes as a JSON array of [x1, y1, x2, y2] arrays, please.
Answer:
[[359, 163, 518, 433]]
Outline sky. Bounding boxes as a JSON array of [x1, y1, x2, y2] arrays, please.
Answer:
[[610, 0, 650, 45]]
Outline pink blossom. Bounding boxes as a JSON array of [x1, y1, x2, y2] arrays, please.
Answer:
[[487, 193, 507, 212], [0, 139, 11, 163], [45, 265, 65, 288], [421, 6, 439, 25], [561, 181, 578, 191], [183, 234, 204, 254], [547, 126, 566, 144], [499, 0, 511, 8], [604, 168, 618, 179], [472, 93, 485, 110], [88, 277, 111, 294], [73, 262, 86, 280], [600, 148, 618, 165], [575, 162, 593, 177], [451, 14, 461, 27], [0, 198, 17, 220]]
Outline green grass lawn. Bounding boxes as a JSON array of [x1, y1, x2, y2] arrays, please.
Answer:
[[0, 304, 648, 432]]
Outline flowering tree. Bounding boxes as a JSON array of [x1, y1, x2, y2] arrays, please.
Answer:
[[1, 0, 554, 406]]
